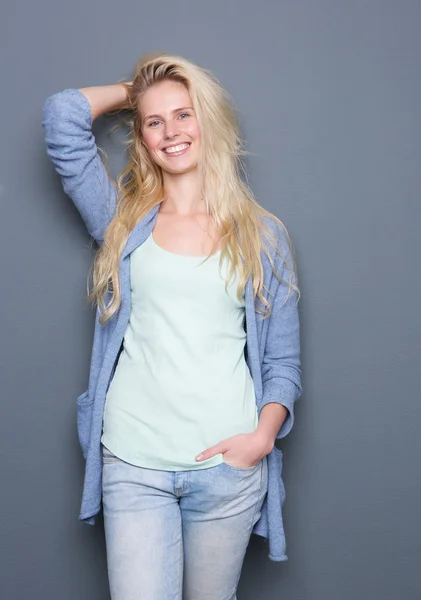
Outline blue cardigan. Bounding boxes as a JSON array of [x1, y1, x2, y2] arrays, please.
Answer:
[[42, 88, 303, 562]]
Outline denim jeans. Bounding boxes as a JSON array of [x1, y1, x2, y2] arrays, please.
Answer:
[[101, 444, 268, 600]]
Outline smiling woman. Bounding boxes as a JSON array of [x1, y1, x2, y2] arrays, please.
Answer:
[[42, 51, 302, 599]]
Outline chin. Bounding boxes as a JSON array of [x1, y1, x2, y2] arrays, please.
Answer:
[[161, 161, 199, 175]]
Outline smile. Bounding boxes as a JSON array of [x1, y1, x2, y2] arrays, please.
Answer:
[[162, 143, 191, 156]]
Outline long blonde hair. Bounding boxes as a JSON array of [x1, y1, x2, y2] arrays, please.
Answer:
[[87, 52, 300, 326]]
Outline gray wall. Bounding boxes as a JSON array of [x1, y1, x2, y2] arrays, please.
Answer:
[[1, 1, 420, 598]]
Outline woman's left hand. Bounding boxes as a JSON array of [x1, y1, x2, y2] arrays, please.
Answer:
[[195, 430, 274, 468]]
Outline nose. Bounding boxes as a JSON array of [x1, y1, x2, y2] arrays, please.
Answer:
[[163, 120, 180, 140]]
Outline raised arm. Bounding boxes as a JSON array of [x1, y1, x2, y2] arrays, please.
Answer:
[[42, 83, 131, 243]]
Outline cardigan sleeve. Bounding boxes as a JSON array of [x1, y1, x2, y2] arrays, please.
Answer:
[[42, 88, 117, 244], [259, 227, 303, 439]]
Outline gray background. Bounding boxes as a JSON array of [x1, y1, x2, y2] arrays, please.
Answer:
[[1, 1, 420, 598]]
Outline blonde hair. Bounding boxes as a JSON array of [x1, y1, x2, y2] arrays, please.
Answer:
[[87, 52, 300, 326]]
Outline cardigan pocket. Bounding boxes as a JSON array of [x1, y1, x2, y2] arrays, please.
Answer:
[[76, 390, 94, 459], [272, 446, 286, 505]]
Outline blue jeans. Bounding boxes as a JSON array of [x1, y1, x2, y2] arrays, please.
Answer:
[[101, 444, 268, 600]]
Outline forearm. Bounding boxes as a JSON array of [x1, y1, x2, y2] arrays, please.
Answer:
[[78, 83, 131, 121], [255, 402, 289, 449]]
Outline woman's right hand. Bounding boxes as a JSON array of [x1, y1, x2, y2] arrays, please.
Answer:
[[121, 80, 134, 110]]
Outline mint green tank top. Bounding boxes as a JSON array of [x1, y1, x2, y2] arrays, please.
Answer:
[[101, 231, 258, 470]]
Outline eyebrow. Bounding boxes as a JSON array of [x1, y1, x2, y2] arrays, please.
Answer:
[[143, 106, 194, 124]]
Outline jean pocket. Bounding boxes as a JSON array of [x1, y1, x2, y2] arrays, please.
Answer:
[[76, 390, 94, 459], [221, 457, 261, 472]]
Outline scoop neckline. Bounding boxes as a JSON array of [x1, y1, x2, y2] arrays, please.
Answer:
[[150, 232, 222, 259]]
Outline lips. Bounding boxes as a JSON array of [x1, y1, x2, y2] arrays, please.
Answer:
[[162, 142, 190, 154], [162, 142, 191, 156]]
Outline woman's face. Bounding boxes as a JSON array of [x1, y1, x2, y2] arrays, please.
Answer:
[[139, 79, 201, 175]]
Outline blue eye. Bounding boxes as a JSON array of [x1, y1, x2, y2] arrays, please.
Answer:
[[148, 113, 190, 127]]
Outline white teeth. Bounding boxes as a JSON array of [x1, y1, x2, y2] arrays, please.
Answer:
[[163, 143, 190, 154]]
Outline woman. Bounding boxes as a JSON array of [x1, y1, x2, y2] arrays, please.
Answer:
[[42, 52, 302, 599]]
